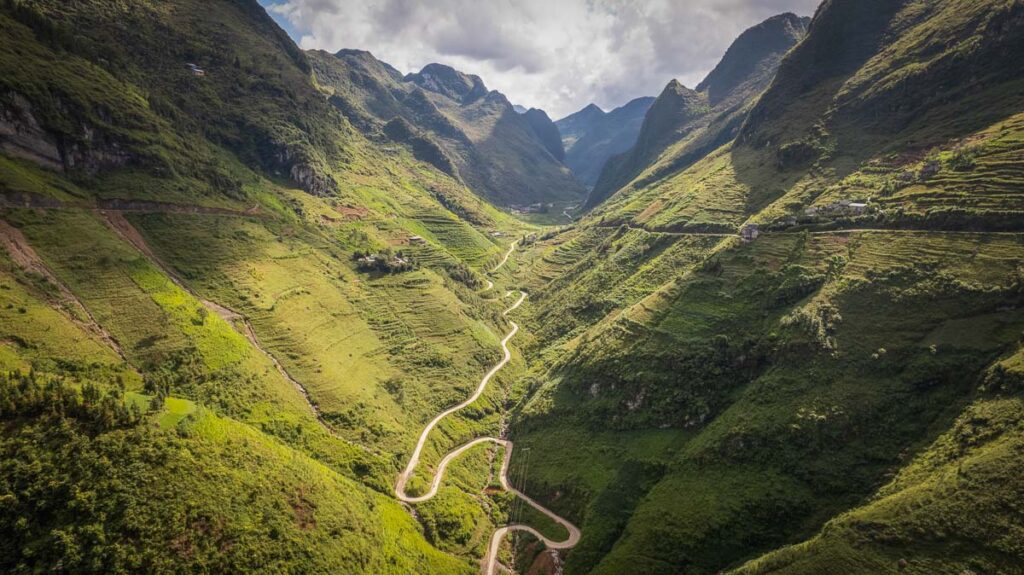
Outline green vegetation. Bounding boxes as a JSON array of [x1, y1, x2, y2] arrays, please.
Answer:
[[3, 0, 1024, 573], [0, 0, 537, 570], [0, 372, 472, 574], [504, 1, 1024, 573]]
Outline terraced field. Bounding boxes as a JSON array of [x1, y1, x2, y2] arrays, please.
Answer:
[[0, 207, 387, 484], [127, 212, 507, 455]]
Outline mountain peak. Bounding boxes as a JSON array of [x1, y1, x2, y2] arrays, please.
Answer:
[[335, 48, 374, 59], [330, 48, 404, 81], [522, 108, 565, 161], [658, 79, 701, 104], [696, 12, 810, 105], [405, 63, 489, 103]]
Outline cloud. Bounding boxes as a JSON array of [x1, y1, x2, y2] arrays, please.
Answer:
[[262, 0, 820, 118]]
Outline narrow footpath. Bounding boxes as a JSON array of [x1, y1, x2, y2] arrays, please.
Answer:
[[395, 241, 581, 575]]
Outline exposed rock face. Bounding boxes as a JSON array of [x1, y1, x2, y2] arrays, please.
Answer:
[[311, 51, 584, 205], [273, 144, 338, 197], [405, 63, 488, 104], [0, 93, 62, 170], [0, 92, 132, 174], [522, 108, 565, 161]]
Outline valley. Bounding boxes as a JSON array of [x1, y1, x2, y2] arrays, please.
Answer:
[[1, 0, 1024, 574]]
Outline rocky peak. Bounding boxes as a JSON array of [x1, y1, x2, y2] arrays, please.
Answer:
[[405, 63, 489, 103], [635, 80, 707, 152], [330, 48, 405, 83]]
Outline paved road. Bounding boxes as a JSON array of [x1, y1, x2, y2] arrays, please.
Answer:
[[395, 243, 581, 574], [394, 290, 526, 500], [492, 240, 518, 273]]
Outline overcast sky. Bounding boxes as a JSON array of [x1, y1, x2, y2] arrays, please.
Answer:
[[260, 0, 820, 119]]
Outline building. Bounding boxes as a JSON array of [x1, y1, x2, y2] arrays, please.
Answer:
[[186, 63, 206, 77], [740, 224, 760, 242], [848, 202, 868, 214]]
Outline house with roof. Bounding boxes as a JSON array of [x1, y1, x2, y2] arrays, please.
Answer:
[[740, 223, 760, 242]]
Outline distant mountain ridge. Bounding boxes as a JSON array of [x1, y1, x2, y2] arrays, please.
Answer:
[[587, 12, 810, 208], [311, 50, 583, 206], [556, 97, 655, 188]]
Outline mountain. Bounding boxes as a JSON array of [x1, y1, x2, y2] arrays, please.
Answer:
[[310, 50, 584, 206], [556, 103, 605, 148], [507, 1, 1024, 574], [0, 0, 535, 571], [556, 97, 655, 188], [522, 108, 565, 162], [587, 12, 810, 208], [3, 1, 1024, 574]]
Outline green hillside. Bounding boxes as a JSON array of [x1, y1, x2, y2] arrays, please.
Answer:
[[2, 0, 1024, 574], [506, 1, 1024, 574], [0, 0, 536, 571]]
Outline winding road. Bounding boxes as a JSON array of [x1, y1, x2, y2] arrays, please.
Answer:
[[395, 241, 581, 575], [492, 240, 518, 273]]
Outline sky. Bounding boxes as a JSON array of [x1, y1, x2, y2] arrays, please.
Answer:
[[259, 0, 820, 119]]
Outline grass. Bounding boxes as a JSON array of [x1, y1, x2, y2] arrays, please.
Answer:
[[4, 0, 1024, 572], [731, 393, 1024, 575], [515, 227, 1024, 574], [129, 211, 506, 455], [0, 393, 474, 574]]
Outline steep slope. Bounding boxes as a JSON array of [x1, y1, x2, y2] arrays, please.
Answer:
[[310, 50, 584, 206], [588, 12, 809, 208], [522, 108, 565, 162], [0, 0, 542, 571], [557, 97, 655, 188], [0, 0, 353, 198], [733, 378, 1024, 575], [508, 1, 1024, 574]]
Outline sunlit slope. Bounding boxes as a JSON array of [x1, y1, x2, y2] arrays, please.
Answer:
[[0, 0, 541, 571]]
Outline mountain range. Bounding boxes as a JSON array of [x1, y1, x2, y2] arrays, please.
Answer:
[[310, 49, 581, 206], [555, 97, 655, 189], [586, 12, 810, 209], [1, 0, 1023, 574]]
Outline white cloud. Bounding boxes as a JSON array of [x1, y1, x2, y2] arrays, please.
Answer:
[[264, 0, 820, 119]]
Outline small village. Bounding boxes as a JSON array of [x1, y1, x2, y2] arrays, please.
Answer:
[[352, 249, 416, 273], [509, 202, 553, 215]]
